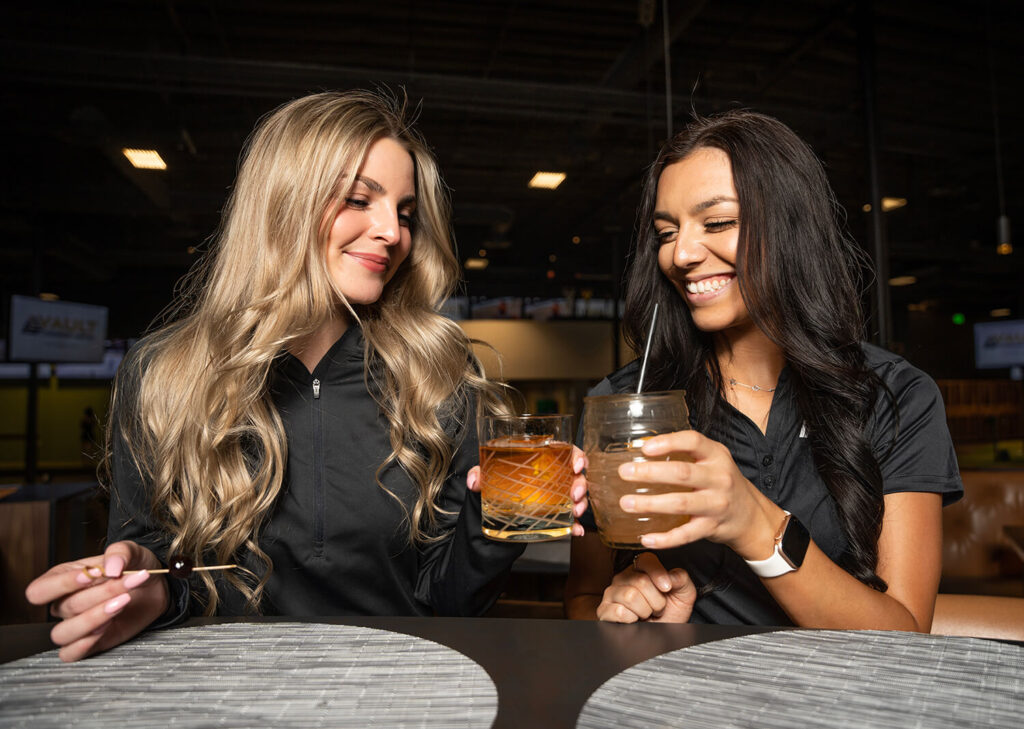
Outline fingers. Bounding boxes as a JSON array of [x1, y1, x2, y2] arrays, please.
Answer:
[[597, 556, 672, 622], [633, 552, 673, 591], [640, 429, 716, 460], [51, 592, 133, 662], [466, 465, 481, 492], [569, 448, 590, 536], [25, 552, 107, 606], [52, 570, 151, 620], [571, 446, 588, 473]]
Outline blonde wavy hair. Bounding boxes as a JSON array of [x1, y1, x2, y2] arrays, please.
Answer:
[[105, 90, 506, 614]]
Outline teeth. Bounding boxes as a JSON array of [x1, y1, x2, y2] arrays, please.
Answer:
[[686, 277, 730, 294]]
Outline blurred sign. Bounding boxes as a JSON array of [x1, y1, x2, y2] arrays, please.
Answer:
[[7, 295, 108, 363], [974, 320, 1024, 369]]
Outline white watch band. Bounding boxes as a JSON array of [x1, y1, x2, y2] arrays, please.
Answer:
[[744, 510, 797, 578]]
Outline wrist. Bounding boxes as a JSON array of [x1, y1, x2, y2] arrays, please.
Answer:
[[733, 503, 785, 562]]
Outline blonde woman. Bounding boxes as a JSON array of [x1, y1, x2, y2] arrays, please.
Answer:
[[27, 91, 535, 662]]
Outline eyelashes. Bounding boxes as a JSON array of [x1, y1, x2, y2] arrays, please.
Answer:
[[345, 198, 416, 228], [652, 219, 738, 247]]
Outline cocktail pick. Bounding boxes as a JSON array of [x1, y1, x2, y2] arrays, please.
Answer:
[[636, 303, 659, 394], [81, 555, 237, 580]]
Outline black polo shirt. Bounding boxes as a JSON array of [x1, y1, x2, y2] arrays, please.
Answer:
[[578, 343, 963, 625]]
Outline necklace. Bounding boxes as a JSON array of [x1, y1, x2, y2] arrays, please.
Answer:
[[728, 377, 776, 393]]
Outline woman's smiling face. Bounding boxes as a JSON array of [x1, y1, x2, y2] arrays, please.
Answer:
[[324, 136, 416, 307], [654, 146, 752, 335]]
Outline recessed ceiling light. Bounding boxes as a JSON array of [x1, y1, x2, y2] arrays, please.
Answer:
[[529, 171, 566, 189], [465, 258, 489, 270], [888, 275, 917, 286], [881, 197, 907, 211], [123, 148, 167, 170], [997, 243, 1013, 255]]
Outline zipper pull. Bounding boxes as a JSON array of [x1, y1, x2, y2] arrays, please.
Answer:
[[312, 378, 321, 399]]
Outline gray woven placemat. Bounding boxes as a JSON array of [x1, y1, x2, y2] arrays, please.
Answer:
[[0, 622, 496, 728], [577, 629, 1024, 729]]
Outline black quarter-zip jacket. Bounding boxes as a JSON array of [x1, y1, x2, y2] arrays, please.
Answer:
[[108, 328, 525, 619]]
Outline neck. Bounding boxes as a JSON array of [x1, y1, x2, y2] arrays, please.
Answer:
[[288, 315, 350, 374], [713, 325, 785, 390]]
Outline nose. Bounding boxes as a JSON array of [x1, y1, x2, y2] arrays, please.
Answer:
[[370, 204, 402, 246], [670, 226, 708, 269]]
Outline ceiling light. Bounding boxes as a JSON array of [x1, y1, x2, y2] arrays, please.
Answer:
[[888, 275, 917, 287], [862, 204, 872, 213], [123, 148, 167, 170], [997, 242, 1013, 255], [464, 258, 489, 270], [548, 254, 557, 263], [478, 249, 487, 257], [990, 308, 1012, 317], [881, 197, 907, 211], [571, 235, 581, 244], [529, 171, 566, 189]]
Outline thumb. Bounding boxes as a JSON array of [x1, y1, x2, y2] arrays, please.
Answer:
[[667, 568, 696, 600]]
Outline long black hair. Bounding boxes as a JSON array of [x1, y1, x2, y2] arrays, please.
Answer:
[[623, 110, 890, 591]]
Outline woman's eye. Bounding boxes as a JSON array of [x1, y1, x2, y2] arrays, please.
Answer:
[[654, 228, 676, 245], [399, 212, 415, 228], [345, 197, 369, 209], [705, 219, 737, 232]]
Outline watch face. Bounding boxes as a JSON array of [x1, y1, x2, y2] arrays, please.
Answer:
[[781, 515, 811, 569]]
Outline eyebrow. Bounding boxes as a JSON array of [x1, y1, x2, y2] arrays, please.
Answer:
[[354, 175, 416, 208], [691, 196, 738, 214], [653, 196, 739, 224]]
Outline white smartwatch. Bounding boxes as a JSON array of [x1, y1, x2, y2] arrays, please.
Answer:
[[744, 510, 810, 578]]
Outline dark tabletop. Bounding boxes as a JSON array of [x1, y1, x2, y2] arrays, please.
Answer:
[[0, 617, 774, 728], [3, 617, 1020, 728]]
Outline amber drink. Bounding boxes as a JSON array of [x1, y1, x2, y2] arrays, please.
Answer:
[[479, 414, 574, 542], [583, 391, 690, 549]]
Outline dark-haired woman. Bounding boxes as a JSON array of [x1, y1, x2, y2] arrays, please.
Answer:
[[565, 110, 962, 629]]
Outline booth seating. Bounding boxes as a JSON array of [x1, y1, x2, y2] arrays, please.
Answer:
[[940, 469, 1024, 597], [931, 593, 1024, 640]]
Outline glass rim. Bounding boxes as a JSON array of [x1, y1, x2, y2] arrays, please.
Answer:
[[583, 389, 685, 402], [481, 413, 573, 422]]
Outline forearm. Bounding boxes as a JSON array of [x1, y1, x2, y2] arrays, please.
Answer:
[[737, 492, 942, 632], [758, 541, 927, 631], [564, 593, 601, 620], [420, 493, 525, 616]]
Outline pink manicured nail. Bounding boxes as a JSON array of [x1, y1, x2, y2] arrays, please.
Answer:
[[103, 555, 125, 578], [76, 572, 94, 585], [86, 566, 103, 578], [621, 496, 636, 511], [122, 570, 150, 589], [574, 457, 585, 473], [104, 594, 131, 614]]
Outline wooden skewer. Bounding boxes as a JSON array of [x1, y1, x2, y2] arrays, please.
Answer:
[[81, 564, 238, 578]]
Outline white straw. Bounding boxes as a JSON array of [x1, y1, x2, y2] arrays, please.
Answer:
[[636, 303, 659, 394]]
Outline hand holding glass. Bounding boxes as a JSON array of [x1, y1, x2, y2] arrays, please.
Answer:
[[478, 414, 574, 542], [583, 391, 691, 549]]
